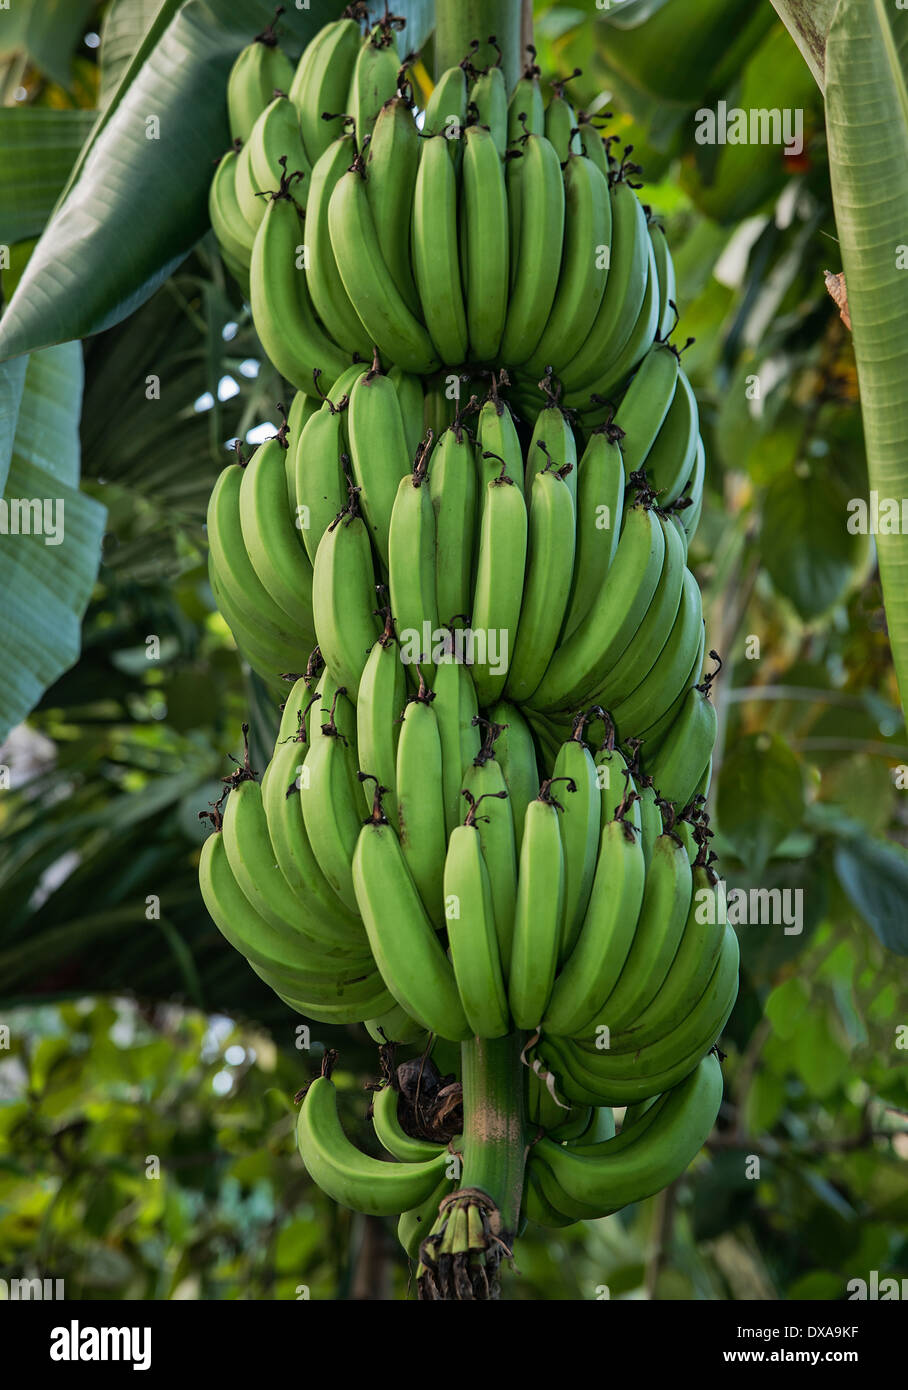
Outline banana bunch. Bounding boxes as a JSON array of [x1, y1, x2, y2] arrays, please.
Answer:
[[200, 12, 733, 1272], [211, 12, 670, 408], [292, 1047, 724, 1245]]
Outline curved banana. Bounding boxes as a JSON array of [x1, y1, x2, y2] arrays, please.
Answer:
[[461, 124, 509, 363], [347, 27, 400, 147], [505, 455, 575, 704], [347, 363, 413, 570], [560, 425, 625, 643], [396, 677, 448, 925], [461, 750, 518, 971], [499, 133, 565, 366], [429, 421, 478, 631], [470, 62, 508, 156], [209, 147, 255, 268], [293, 396, 349, 565], [526, 151, 611, 378], [551, 721, 602, 959], [646, 683, 718, 807], [411, 134, 469, 366], [352, 804, 471, 1041], [239, 434, 315, 632], [312, 495, 381, 700], [250, 189, 349, 395], [304, 135, 374, 356], [444, 818, 510, 1038], [469, 459, 528, 706], [529, 502, 665, 714], [644, 368, 700, 508], [388, 442, 439, 685], [300, 687, 363, 914], [542, 814, 645, 1038], [329, 158, 440, 374], [228, 22, 294, 144], [611, 341, 680, 481], [356, 610, 406, 822], [235, 95, 311, 235], [486, 699, 539, 851], [433, 651, 481, 838], [509, 784, 566, 1029], [297, 1072, 449, 1216], [372, 1084, 449, 1162], [289, 16, 361, 165], [365, 96, 421, 314]]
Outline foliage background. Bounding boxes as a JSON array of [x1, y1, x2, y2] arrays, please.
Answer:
[[0, 0, 905, 1300]]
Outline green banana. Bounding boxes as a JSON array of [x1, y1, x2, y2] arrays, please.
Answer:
[[486, 699, 539, 850], [423, 63, 468, 144], [227, 19, 294, 144], [499, 134, 565, 366], [591, 831, 693, 1035], [559, 424, 625, 643], [644, 367, 700, 507], [609, 864, 726, 1053], [311, 493, 381, 700], [356, 609, 406, 822], [388, 441, 439, 685], [388, 366, 425, 462], [444, 817, 510, 1038], [542, 814, 645, 1038], [209, 147, 254, 268], [396, 676, 448, 925], [646, 683, 718, 807], [293, 393, 349, 565], [300, 687, 363, 914], [526, 152, 611, 378], [505, 453, 575, 704], [524, 403, 578, 509], [239, 433, 315, 630], [509, 784, 566, 1029], [589, 511, 686, 710], [470, 61, 508, 156], [649, 216, 677, 340], [346, 362, 413, 570], [365, 95, 420, 313], [530, 1053, 723, 1217], [611, 341, 680, 480], [461, 124, 509, 363], [371, 1083, 448, 1162], [462, 747, 518, 971], [348, 28, 400, 147], [432, 651, 481, 839], [352, 801, 471, 1040], [469, 459, 528, 706], [529, 502, 665, 714], [304, 135, 374, 356], [329, 157, 440, 374], [573, 236, 659, 413], [297, 1072, 449, 1216], [611, 566, 704, 740], [558, 172, 649, 392], [552, 720, 602, 959], [544, 76, 582, 161], [207, 460, 311, 651], [429, 420, 478, 630], [289, 16, 361, 165], [235, 95, 310, 235], [411, 134, 469, 366], [250, 188, 349, 395], [476, 391, 523, 495]]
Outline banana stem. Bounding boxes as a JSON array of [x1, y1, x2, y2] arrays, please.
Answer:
[[433, 0, 525, 93], [459, 1031, 528, 1237]]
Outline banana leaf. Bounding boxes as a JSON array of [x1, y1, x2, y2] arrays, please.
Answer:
[[0, 345, 107, 743], [825, 1, 908, 721]]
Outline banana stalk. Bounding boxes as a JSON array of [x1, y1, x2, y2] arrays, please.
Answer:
[[417, 1031, 527, 1301]]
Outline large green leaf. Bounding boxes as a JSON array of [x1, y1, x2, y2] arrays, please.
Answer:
[[98, 0, 170, 110], [826, 2, 908, 720], [0, 109, 95, 246], [0, 345, 106, 742]]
